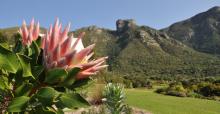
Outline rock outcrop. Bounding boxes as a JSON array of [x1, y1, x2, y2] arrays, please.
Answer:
[[116, 19, 136, 33]]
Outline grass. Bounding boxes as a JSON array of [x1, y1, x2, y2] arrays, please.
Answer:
[[125, 89, 220, 114]]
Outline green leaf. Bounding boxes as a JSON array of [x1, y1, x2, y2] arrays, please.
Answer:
[[71, 78, 92, 90], [31, 107, 57, 114], [57, 109, 64, 114], [32, 65, 44, 78], [0, 76, 9, 90], [45, 68, 67, 84], [0, 42, 11, 50], [30, 41, 41, 64], [58, 93, 89, 109], [15, 82, 33, 97], [0, 44, 20, 73], [7, 96, 30, 112], [35, 87, 57, 106], [32, 41, 40, 56], [25, 46, 33, 56], [17, 54, 33, 78], [0, 78, 6, 90], [61, 67, 81, 87], [35, 37, 42, 47], [13, 39, 23, 53]]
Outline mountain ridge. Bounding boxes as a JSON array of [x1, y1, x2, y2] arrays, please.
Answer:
[[163, 6, 220, 54]]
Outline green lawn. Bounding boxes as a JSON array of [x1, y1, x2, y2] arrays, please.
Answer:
[[125, 89, 220, 114]]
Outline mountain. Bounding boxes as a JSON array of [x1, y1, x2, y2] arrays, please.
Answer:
[[163, 6, 220, 55], [73, 19, 220, 79]]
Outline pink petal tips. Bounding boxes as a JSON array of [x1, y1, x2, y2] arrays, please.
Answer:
[[19, 18, 40, 46]]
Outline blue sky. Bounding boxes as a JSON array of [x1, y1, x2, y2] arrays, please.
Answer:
[[1, 0, 220, 30]]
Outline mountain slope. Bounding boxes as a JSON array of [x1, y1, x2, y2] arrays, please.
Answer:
[[73, 20, 220, 79], [163, 6, 220, 54]]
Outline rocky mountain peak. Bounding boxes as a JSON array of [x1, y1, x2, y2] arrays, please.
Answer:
[[207, 6, 220, 13], [191, 6, 220, 22], [116, 19, 137, 33]]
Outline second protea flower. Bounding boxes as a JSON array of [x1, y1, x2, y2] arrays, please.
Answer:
[[19, 19, 40, 46], [42, 19, 108, 80]]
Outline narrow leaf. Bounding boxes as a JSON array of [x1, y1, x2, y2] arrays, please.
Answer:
[[45, 68, 67, 84], [17, 54, 33, 78], [32, 65, 44, 78], [15, 82, 33, 97], [58, 93, 89, 109], [35, 87, 57, 106], [61, 67, 81, 86], [0, 44, 20, 73], [7, 96, 30, 112]]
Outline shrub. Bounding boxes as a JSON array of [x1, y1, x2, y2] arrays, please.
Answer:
[[90, 84, 105, 105], [199, 84, 220, 97], [155, 88, 167, 94], [81, 105, 107, 114], [156, 83, 187, 97], [187, 91, 203, 98], [166, 91, 187, 97], [103, 83, 131, 114]]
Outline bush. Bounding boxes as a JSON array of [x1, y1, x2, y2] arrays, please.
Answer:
[[103, 83, 131, 114], [187, 91, 203, 98], [155, 88, 167, 94], [166, 91, 187, 97], [156, 80, 220, 100], [90, 84, 105, 105], [199, 83, 220, 97], [156, 83, 187, 97], [81, 105, 107, 114], [81, 105, 133, 114]]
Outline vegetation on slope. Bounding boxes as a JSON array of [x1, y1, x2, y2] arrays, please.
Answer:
[[74, 22, 220, 81]]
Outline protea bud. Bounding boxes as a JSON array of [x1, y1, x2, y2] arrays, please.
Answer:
[[19, 19, 40, 46]]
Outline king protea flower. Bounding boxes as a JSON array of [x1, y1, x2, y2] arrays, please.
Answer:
[[19, 19, 40, 46], [42, 19, 108, 80]]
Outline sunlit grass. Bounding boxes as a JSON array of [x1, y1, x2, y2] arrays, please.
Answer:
[[125, 89, 220, 114]]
